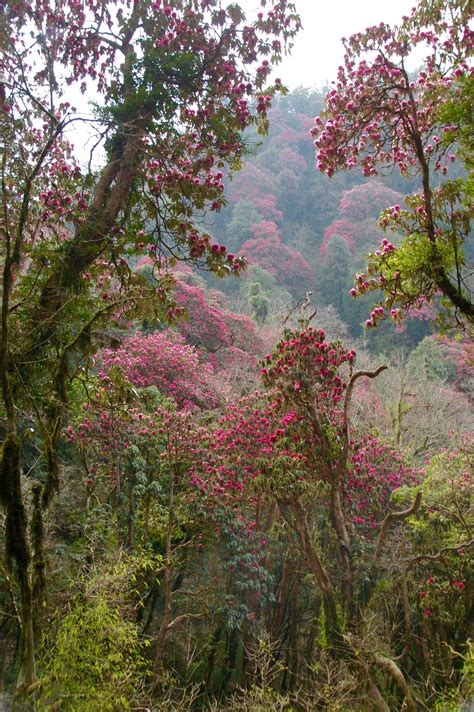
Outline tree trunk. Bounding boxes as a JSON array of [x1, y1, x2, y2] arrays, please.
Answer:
[[330, 484, 354, 622], [288, 497, 342, 648], [151, 470, 175, 685], [270, 552, 291, 643], [127, 483, 134, 549], [288, 573, 299, 689]]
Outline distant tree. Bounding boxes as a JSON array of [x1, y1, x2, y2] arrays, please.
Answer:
[[320, 219, 355, 256], [245, 264, 285, 294], [226, 200, 264, 251], [240, 221, 314, 295], [227, 164, 277, 203], [173, 280, 232, 353], [247, 282, 270, 325], [275, 167, 304, 222], [277, 147, 308, 175], [339, 181, 404, 223], [241, 264, 292, 312], [408, 334, 474, 399], [252, 194, 284, 224], [173, 279, 263, 365], [277, 86, 325, 120], [318, 235, 351, 315]]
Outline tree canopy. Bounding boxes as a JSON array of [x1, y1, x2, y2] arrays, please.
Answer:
[[312, 0, 473, 327]]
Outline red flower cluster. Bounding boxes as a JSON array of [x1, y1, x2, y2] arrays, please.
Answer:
[[261, 326, 355, 405]]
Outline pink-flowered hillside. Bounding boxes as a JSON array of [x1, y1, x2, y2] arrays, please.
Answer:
[[239, 221, 314, 295], [98, 330, 224, 410]]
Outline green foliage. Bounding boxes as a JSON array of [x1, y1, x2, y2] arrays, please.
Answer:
[[319, 602, 328, 650], [407, 336, 456, 382], [432, 641, 474, 710], [236, 264, 292, 322], [227, 199, 263, 251], [36, 597, 148, 711], [35, 552, 155, 711], [404, 439, 471, 540], [318, 235, 351, 316], [247, 282, 269, 325], [437, 70, 474, 171]]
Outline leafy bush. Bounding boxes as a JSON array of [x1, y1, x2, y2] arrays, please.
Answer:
[[35, 553, 153, 711]]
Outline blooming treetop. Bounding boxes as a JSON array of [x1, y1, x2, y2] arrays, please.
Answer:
[[311, 0, 473, 326]]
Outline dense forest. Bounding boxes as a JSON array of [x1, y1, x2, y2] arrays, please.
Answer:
[[0, 0, 472, 710]]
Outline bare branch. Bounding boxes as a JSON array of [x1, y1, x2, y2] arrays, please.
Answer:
[[373, 491, 422, 565], [344, 365, 388, 427], [405, 539, 474, 572], [341, 365, 388, 463], [166, 612, 205, 632], [373, 655, 422, 711]]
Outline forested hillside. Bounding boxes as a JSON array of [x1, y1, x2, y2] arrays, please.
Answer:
[[0, 0, 472, 710]]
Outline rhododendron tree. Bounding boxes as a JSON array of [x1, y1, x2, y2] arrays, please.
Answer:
[[339, 181, 404, 223], [343, 434, 422, 536], [69, 380, 218, 682], [239, 221, 314, 295], [277, 147, 308, 176], [319, 219, 356, 256], [127, 270, 264, 389], [0, 0, 300, 689], [252, 194, 284, 224], [68, 355, 273, 683], [196, 324, 428, 710], [312, 0, 473, 326], [173, 280, 263, 385], [99, 329, 224, 410], [173, 281, 233, 353], [227, 164, 277, 205]]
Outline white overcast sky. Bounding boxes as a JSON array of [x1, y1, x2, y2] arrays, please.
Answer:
[[265, 0, 420, 90]]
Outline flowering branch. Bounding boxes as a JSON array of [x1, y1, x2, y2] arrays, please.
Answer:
[[395, 539, 474, 663]]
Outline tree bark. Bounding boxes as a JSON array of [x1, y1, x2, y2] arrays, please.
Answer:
[[151, 470, 175, 684], [330, 484, 354, 622]]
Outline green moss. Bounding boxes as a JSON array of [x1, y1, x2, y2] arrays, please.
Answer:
[[0, 433, 30, 574], [31, 481, 47, 634], [319, 602, 328, 650]]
